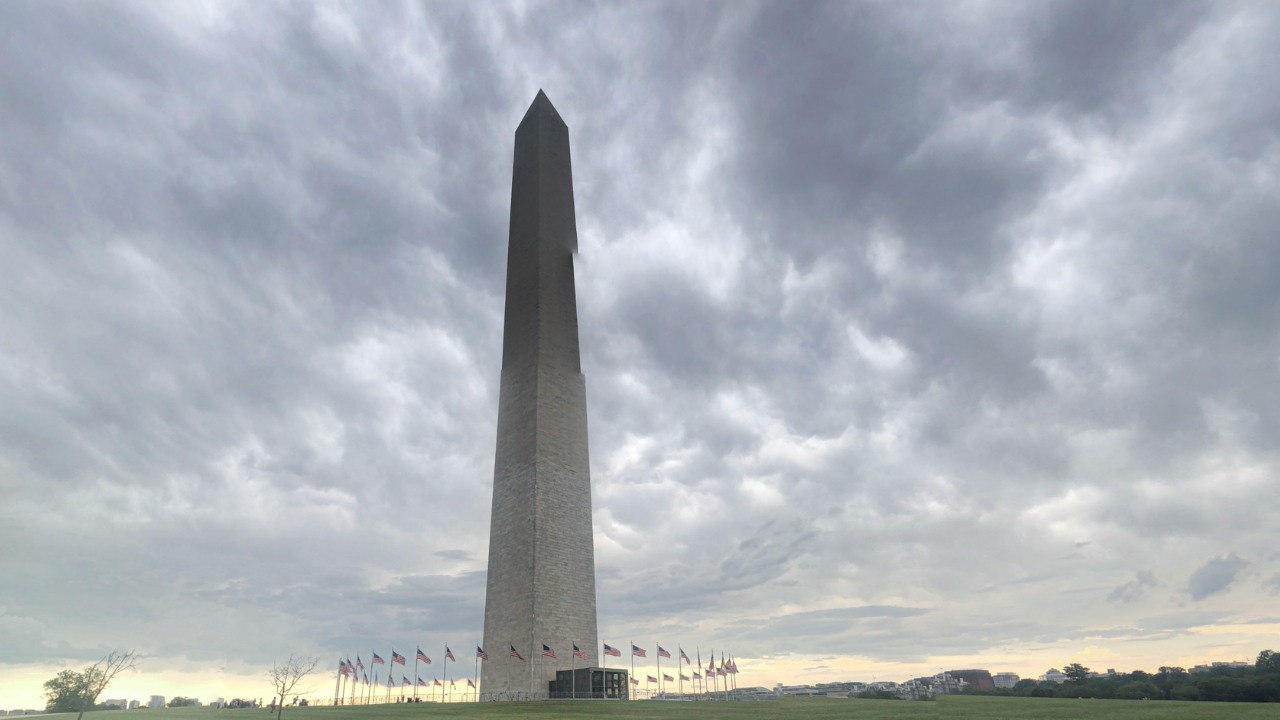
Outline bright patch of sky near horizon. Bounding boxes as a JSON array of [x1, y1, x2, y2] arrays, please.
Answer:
[[2, 0, 1280, 707]]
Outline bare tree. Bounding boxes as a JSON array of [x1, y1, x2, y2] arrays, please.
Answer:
[[267, 654, 320, 720], [76, 650, 140, 720]]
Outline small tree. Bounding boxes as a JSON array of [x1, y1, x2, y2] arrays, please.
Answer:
[[43, 670, 87, 713], [43, 651, 139, 720], [1062, 663, 1090, 682], [266, 654, 319, 720]]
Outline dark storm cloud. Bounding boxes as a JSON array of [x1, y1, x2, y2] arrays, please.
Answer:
[[1, 0, 1278, 685]]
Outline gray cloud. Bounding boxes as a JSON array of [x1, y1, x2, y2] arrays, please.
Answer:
[[1261, 574, 1280, 597], [1108, 571, 1158, 604], [1186, 555, 1250, 601], [0, 0, 1278, 691]]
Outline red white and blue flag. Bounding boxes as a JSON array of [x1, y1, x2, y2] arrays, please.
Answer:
[[391, 650, 406, 666], [657, 647, 671, 659], [445, 646, 456, 662], [729, 660, 739, 674], [401, 677, 410, 687], [357, 656, 365, 671], [681, 674, 690, 681], [717, 666, 726, 676], [573, 645, 587, 661], [362, 673, 368, 685], [476, 646, 488, 661], [450, 679, 455, 687], [467, 679, 476, 688], [386, 674, 393, 687], [679, 648, 690, 665], [372, 653, 385, 665], [630, 678, 639, 685], [416, 678, 426, 687], [542, 644, 556, 659], [664, 674, 674, 682], [693, 671, 701, 679], [338, 660, 348, 676], [509, 645, 524, 661], [632, 645, 646, 658], [646, 676, 657, 683], [416, 648, 431, 664], [433, 679, 442, 687], [604, 644, 621, 657]]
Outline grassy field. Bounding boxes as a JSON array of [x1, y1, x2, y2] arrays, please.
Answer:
[[30, 696, 1280, 720], [937, 695, 1280, 718]]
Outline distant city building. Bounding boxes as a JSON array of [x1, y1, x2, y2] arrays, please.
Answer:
[[148, 696, 165, 709], [867, 681, 898, 691], [993, 672, 1020, 689], [1041, 668, 1067, 684], [948, 669, 994, 691], [128, 701, 140, 710], [102, 699, 128, 709]]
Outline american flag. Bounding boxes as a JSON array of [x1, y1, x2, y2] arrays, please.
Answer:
[[391, 650, 406, 665], [729, 660, 739, 674], [717, 666, 726, 676], [541, 644, 556, 659], [630, 677, 639, 685], [450, 679, 455, 687], [372, 653, 385, 665], [679, 648, 690, 665], [631, 644, 646, 658], [338, 660, 348, 676], [401, 677, 410, 687], [663, 674, 674, 682], [646, 675, 657, 683], [693, 671, 701, 679], [681, 674, 690, 681], [573, 645, 587, 661], [357, 655, 365, 671], [604, 644, 621, 657], [445, 646, 456, 662], [467, 679, 475, 688], [509, 645, 524, 661], [417, 648, 431, 664], [433, 679, 442, 687], [416, 678, 426, 687], [657, 647, 671, 659], [362, 673, 368, 685], [386, 675, 393, 687], [476, 646, 488, 661]]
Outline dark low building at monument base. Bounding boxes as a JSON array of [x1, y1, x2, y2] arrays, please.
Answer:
[[549, 668, 629, 699]]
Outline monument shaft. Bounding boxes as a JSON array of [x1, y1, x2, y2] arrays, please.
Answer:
[[481, 91, 597, 700]]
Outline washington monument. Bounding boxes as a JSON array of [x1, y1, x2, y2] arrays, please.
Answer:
[[480, 90, 598, 699]]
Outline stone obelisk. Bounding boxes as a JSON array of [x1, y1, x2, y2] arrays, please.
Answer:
[[480, 90, 597, 700]]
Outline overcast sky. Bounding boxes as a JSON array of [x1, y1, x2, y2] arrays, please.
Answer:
[[3, 0, 1280, 705]]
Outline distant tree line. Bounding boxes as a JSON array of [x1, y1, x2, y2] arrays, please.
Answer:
[[966, 650, 1280, 703]]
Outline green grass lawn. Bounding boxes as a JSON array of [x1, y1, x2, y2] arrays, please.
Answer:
[[937, 695, 1280, 719], [35, 697, 1280, 720]]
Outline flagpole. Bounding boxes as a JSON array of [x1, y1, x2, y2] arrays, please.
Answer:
[[474, 645, 479, 703], [678, 644, 683, 699], [629, 640, 634, 702], [570, 640, 575, 700], [333, 660, 340, 706], [350, 659, 356, 705]]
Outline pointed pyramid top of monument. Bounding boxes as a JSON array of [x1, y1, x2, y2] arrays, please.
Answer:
[[521, 89, 565, 127]]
